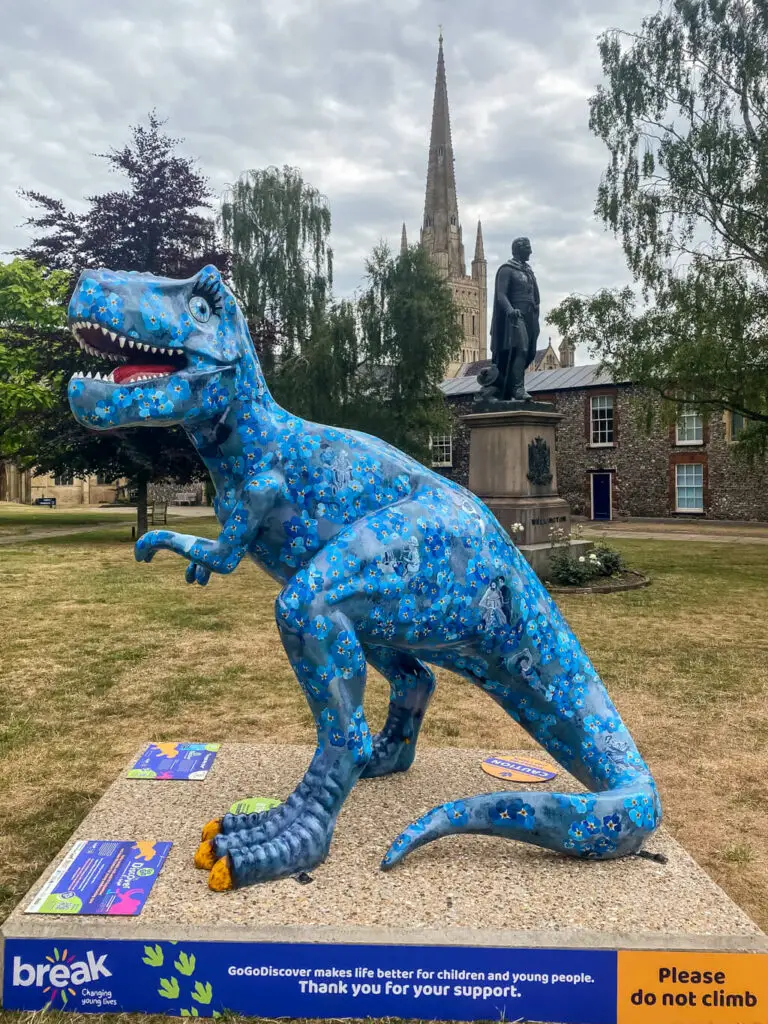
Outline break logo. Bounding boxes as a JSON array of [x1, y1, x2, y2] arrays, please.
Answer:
[[12, 948, 111, 1004]]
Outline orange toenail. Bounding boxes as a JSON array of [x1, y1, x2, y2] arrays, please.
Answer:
[[201, 818, 222, 842], [194, 840, 216, 870], [209, 855, 233, 891]]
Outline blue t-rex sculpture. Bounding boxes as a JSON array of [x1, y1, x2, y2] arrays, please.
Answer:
[[67, 265, 660, 892]]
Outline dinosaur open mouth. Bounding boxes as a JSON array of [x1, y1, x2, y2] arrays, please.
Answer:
[[70, 321, 187, 384]]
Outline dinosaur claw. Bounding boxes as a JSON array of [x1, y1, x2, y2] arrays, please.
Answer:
[[209, 855, 234, 891], [201, 818, 222, 841], [194, 840, 217, 870]]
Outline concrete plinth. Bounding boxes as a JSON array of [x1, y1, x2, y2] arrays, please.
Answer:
[[3, 745, 766, 1022]]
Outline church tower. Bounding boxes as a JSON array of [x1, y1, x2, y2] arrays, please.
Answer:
[[412, 32, 487, 377]]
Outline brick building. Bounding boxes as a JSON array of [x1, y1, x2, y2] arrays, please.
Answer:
[[433, 364, 765, 521]]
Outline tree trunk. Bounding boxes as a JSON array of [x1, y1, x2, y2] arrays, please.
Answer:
[[136, 476, 149, 537]]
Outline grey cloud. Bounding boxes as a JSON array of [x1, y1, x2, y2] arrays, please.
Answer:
[[0, 0, 660, 364]]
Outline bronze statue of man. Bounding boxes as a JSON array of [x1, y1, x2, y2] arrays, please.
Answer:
[[488, 237, 541, 401]]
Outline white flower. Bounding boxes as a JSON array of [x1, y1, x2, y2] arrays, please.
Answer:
[[578, 556, 585, 563]]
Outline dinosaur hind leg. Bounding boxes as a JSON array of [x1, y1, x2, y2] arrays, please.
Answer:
[[382, 640, 661, 869], [361, 645, 435, 779], [203, 578, 373, 889]]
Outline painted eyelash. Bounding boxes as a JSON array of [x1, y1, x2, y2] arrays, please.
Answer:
[[192, 283, 223, 314]]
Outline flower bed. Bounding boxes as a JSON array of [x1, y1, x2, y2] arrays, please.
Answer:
[[546, 569, 651, 595], [542, 526, 650, 593]]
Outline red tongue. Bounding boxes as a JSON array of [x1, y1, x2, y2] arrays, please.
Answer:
[[113, 364, 176, 384]]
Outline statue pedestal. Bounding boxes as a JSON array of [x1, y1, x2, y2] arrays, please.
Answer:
[[461, 404, 590, 576]]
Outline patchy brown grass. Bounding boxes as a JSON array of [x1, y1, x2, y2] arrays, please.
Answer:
[[0, 530, 766, 947]]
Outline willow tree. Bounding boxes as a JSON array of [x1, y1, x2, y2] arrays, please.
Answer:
[[548, 0, 768, 450], [220, 166, 333, 378]]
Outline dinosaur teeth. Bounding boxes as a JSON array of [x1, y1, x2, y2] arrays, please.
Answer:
[[85, 371, 92, 379], [151, 346, 157, 354], [109, 330, 117, 342], [100, 326, 109, 336], [128, 339, 135, 349], [119, 337, 126, 348]]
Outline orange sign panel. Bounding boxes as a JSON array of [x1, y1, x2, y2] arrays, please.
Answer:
[[481, 754, 557, 783], [617, 950, 768, 1024]]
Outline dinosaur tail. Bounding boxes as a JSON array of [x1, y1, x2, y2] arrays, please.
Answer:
[[380, 774, 660, 869]]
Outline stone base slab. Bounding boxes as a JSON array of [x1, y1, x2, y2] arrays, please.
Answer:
[[2, 745, 766, 1022]]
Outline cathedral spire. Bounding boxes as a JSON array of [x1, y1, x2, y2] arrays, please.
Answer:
[[421, 31, 465, 277], [473, 220, 485, 262], [401, 222, 408, 255]]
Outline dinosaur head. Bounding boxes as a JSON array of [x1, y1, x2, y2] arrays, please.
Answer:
[[67, 265, 256, 430]]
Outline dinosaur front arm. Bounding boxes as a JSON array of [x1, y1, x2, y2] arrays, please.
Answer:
[[134, 471, 284, 582]]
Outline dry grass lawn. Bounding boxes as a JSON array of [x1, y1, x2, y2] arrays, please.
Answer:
[[0, 521, 767, 1024]]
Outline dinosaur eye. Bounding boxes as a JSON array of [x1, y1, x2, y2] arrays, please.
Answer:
[[189, 295, 211, 322]]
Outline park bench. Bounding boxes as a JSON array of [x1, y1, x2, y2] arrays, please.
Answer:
[[174, 491, 198, 505], [33, 497, 57, 508], [148, 501, 168, 525]]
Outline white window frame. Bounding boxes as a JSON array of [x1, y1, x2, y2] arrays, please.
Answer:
[[675, 408, 703, 445], [590, 395, 615, 447], [675, 463, 704, 513], [429, 434, 453, 468], [590, 472, 613, 521], [54, 470, 74, 487]]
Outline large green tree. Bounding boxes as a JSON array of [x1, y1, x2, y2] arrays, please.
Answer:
[[351, 242, 461, 459], [0, 260, 70, 454], [220, 166, 333, 379], [548, 0, 768, 449], [13, 112, 229, 532], [277, 243, 460, 459], [221, 167, 460, 460]]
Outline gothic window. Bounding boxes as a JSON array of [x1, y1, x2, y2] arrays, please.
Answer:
[[471, 314, 476, 335], [54, 470, 74, 486]]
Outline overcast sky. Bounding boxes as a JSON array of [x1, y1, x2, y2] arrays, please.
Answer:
[[0, 0, 654, 363]]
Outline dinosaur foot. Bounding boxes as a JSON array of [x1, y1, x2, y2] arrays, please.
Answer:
[[204, 815, 332, 889], [360, 733, 417, 779]]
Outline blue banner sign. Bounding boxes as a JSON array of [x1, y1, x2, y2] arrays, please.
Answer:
[[3, 937, 616, 1022]]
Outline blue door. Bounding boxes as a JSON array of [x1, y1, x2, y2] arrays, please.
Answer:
[[592, 473, 611, 520]]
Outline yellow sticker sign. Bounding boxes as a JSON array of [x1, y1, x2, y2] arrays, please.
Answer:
[[617, 950, 768, 1023], [481, 755, 557, 783]]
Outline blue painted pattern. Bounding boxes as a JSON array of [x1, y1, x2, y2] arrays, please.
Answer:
[[67, 265, 661, 889]]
